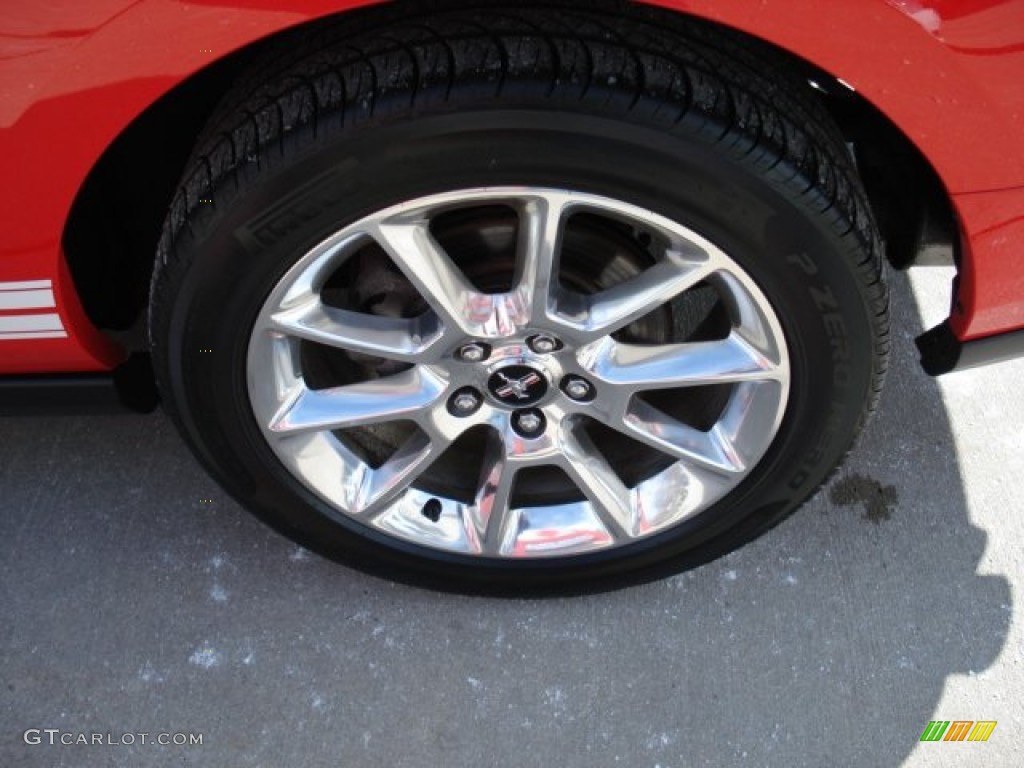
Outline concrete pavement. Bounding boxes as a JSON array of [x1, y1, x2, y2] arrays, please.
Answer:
[[2, 268, 1021, 767]]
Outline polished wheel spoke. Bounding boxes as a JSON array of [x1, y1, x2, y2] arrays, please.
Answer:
[[561, 427, 636, 541], [587, 333, 779, 393], [572, 258, 716, 341], [268, 368, 446, 435], [617, 399, 746, 474], [468, 432, 519, 554], [270, 299, 439, 362], [514, 193, 572, 325], [371, 219, 483, 335], [348, 431, 443, 517]]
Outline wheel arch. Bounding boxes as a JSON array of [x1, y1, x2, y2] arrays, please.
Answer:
[[62, 0, 959, 338]]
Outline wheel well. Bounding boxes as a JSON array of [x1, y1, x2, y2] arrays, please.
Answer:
[[61, 0, 956, 339], [786, 66, 958, 271], [61, 39, 263, 335]]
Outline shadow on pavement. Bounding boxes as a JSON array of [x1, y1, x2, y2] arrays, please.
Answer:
[[0, 272, 1011, 767]]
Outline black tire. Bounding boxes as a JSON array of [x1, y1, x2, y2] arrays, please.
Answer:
[[150, 1, 888, 594]]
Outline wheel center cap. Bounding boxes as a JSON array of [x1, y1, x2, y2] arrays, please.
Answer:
[[487, 365, 548, 407]]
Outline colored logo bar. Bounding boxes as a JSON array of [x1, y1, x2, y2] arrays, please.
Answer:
[[920, 721, 997, 742]]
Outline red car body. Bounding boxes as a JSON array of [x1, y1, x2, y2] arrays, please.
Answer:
[[2, 0, 1023, 377]]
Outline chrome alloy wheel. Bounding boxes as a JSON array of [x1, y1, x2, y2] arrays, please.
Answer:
[[247, 188, 790, 558]]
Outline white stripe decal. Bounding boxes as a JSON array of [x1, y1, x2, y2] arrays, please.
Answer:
[[0, 280, 68, 340], [0, 313, 66, 335], [0, 280, 53, 291], [0, 288, 56, 310], [0, 331, 68, 340]]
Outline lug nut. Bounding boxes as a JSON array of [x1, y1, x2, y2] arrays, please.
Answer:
[[562, 376, 594, 402], [528, 335, 561, 354], [449, 388, 482, 416], [457, 342, 490, 363], [512, 409, 546, 437]]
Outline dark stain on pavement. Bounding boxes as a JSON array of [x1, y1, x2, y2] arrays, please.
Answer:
[[829, 473, 899, 524]]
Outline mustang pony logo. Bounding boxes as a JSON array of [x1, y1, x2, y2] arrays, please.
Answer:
[[494, 370, 542, 400]]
